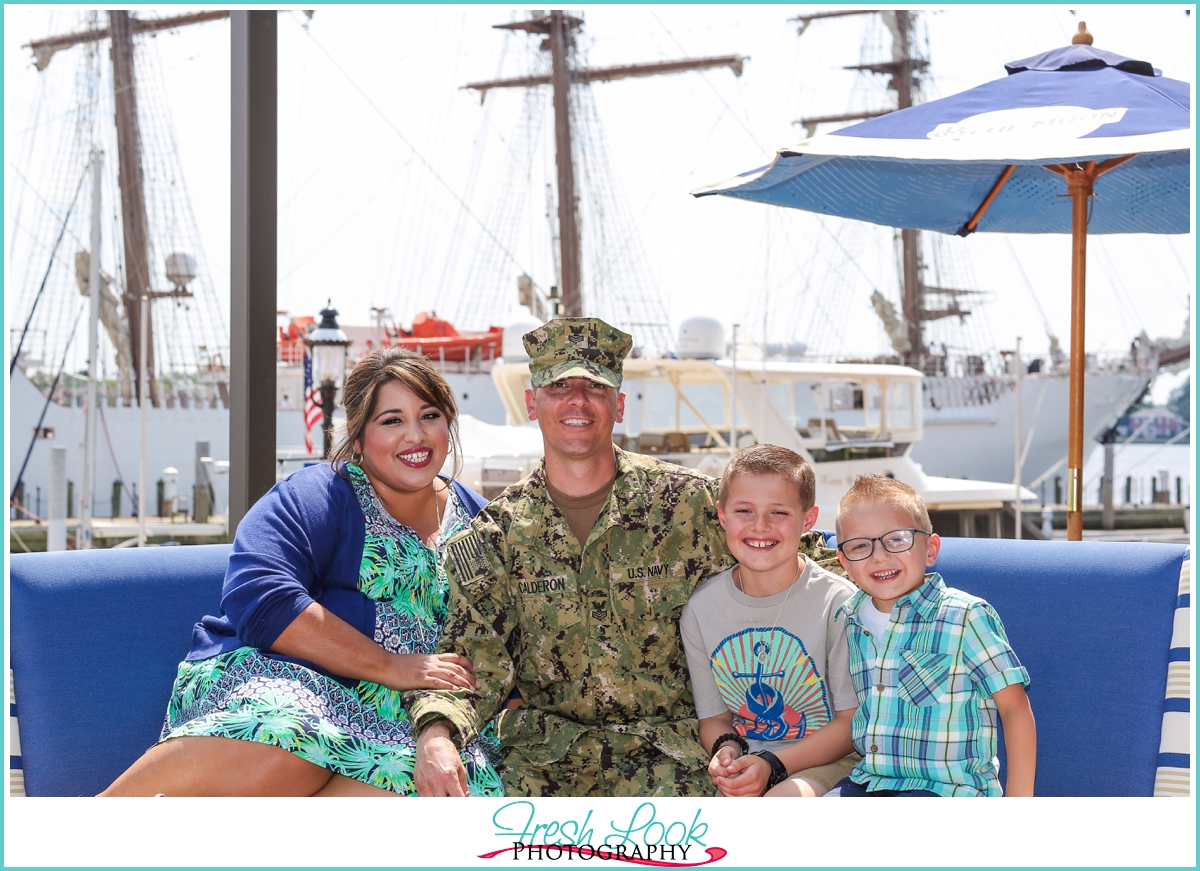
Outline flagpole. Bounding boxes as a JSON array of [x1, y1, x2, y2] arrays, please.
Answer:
[[81, 150, 103, 549], [1013, 336, 1022, 540], [138, 289, 148, 546]]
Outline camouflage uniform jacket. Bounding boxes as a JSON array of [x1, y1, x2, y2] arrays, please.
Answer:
[[407, 447, 844, 773]]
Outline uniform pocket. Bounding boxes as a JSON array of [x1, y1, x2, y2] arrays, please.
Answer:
[[610, 568, 691, 623], [496, 708, 586, 765], [515, 576, 581, 634], [896, 649, 952, 707]]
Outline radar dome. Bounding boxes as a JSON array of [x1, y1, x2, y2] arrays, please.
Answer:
[[165, 252, 197, 289], [502, 320, 542, 361], [678, 317, 724, 359]]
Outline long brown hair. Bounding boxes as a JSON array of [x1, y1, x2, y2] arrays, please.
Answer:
[[330, 347, 462, 478]]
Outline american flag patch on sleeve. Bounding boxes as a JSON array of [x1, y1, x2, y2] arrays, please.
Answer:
[[446, 528, 490, 583]]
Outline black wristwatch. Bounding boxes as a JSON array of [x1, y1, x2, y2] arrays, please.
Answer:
[[752, 750, 789, 794], [709, 732, 749, 758]]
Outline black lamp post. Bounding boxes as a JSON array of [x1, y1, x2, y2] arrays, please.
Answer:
[[304, 301, 350, 459]]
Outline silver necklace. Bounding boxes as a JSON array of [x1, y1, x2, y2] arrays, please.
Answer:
[[734, 558, 802, 636], [429, 480, 444, 549]]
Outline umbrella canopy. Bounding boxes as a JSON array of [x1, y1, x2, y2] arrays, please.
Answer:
[[694, 43, 1191, 540], [695, 44, 1189, 236]]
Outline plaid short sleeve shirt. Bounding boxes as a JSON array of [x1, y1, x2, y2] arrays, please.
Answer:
[[836, 572, 1030, 797]]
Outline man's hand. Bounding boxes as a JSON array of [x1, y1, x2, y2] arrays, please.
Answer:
[[710, 753, 770, 797], [414, 720, 469, 797]]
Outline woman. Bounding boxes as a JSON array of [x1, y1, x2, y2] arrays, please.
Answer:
[[103, 348, 502, 796]]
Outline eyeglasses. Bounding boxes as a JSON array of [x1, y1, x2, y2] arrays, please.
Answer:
[[838, 529, 931, 561]]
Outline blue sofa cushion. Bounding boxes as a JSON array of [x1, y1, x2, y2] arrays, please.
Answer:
[[9, 537, 1186, 797], [933, 538, 1187, 797], [10, 545, 229, 796]]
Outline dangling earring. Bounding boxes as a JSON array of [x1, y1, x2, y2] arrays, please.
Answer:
[[351, 444, 364, 466]]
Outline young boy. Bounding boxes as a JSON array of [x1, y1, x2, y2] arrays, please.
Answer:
[[680, 445, 861, 797], [828, 474, 1036, 797]]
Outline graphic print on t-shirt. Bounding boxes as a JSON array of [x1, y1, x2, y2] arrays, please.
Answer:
[[710, 628, 832, 741]]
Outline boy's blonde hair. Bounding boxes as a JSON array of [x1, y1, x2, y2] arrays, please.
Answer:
[[718, 444, 816, 511], [835, 475, 931, 538]]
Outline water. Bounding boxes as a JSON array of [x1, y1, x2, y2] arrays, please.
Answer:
[[1078, 441, 1192, 506]]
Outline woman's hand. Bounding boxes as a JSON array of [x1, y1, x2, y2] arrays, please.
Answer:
[[390, 653, 480, 692]]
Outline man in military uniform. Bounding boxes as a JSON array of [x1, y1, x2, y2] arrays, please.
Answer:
[[407, 317, 840, 797]]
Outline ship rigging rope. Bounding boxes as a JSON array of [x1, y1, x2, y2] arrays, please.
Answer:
[[451, 74, 527, 316], [6, 500, 80, 550], [646, 43, 860, 357], [292, 18, 538, 285], [276, 172, 400, 285], [281, 13, 312, 305], [1003, 236, 1056, 342], [7, 165, 89, 256], [649, 11, 766, 153], [1095, 239, 1147, 336], [422, 10, 476, 310], [131, 33, 229, 384], [10, 163, 89, 377], [8, 72, 49, 265], [451, 50, 550, 329], [96, 402, 137, 508], [11, 306, 86, 503], [565, 50, 673, 351]]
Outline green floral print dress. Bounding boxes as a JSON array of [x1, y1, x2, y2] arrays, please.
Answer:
[[159, 465, 503, 795]]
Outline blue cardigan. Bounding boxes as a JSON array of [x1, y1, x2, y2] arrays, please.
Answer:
[[187, 463, 487, 672]]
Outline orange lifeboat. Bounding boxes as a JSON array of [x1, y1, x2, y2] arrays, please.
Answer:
[[277, 315, 315, 365], [392, 312, 503, 362]]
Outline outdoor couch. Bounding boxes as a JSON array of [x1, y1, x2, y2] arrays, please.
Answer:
[[9, 538, 1191, 797]]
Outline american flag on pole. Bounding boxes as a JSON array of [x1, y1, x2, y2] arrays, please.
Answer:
[[303, 348, 322, 455]]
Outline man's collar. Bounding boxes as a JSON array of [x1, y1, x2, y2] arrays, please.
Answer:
[[512, 446, 648, 545], [606, 446, 649, 525]]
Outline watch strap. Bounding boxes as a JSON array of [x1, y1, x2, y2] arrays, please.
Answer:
[[751, 749, 789, 793]]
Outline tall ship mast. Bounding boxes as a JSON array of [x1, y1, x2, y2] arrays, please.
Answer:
[[788, 9, 1161, 492], [18, 10, 232, 405], [457, 10, 747, 353], [794, 9, 982, 371], [10, 11, 233, 534]]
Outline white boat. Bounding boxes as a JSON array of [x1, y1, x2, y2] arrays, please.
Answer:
[[914, 355, 1154, 494], [9, 367, 232, 526], [454, 323, 1038, 538]]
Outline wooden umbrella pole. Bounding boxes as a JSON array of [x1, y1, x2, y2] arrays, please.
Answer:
[[1045, 155, 1134, 541], [1065, 164, 1095, 541]]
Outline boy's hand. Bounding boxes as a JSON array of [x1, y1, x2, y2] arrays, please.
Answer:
[[711, 753, 771, 797], [707, 745, 741, 784]]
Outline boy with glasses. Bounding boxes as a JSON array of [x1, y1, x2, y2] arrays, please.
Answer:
[[827, 475, 1036, 796]]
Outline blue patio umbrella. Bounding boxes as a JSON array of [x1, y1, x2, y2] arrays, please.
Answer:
[[694, 42, 1191, 540]]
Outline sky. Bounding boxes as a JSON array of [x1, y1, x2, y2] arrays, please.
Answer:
[[4, 4, 1196, 376]]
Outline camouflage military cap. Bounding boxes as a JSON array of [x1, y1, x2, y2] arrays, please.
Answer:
[[523, 318, 632, 388]]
